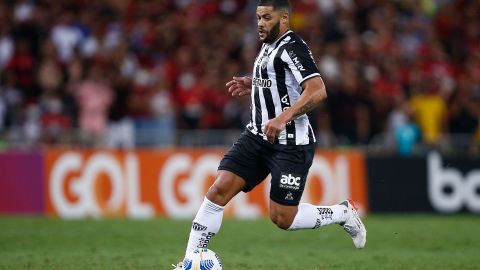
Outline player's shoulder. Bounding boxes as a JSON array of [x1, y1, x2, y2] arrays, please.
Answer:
[[284, 31, 305, 44], [282, 31, 311, 52]]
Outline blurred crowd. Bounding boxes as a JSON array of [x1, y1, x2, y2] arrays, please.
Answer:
[[0, 0, 479, 155]]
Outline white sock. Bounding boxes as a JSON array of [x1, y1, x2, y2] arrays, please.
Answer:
[[185, 197, 224, 257], [287, 203, 348, 231]]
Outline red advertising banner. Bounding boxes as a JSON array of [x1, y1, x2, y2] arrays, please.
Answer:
[[44, 149, 368, 218], [0, 151, 44, 214]]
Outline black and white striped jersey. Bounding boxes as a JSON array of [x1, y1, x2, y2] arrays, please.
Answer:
[[246, 30, 321, 145]]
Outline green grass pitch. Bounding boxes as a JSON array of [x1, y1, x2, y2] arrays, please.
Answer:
[[0, 215, 479, 270]]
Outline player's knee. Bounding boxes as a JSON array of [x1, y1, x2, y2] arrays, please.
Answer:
[[206, 178, 237, 206], [206, 184, 227, 205]]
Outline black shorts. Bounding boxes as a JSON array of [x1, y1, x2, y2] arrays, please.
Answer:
[[218, 131, 315, 206]]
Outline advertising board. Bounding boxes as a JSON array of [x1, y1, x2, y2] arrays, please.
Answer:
[[44, 149, 368, 218]]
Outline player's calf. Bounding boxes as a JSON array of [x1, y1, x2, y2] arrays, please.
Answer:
[[184, 197, 224, 256], [269, 201, 298, 230], [271, 214, 295, 230]]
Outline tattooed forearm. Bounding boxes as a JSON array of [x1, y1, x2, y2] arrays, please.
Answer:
[[292, 99, 317, 119]]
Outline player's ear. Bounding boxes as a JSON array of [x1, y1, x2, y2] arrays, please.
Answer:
[[281, 12, 289, 24]]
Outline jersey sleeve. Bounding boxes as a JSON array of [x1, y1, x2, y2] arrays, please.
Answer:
[[281, 40, 321, 85]]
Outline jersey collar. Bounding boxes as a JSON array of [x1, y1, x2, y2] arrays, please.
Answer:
[[267, 30, 293, 49]]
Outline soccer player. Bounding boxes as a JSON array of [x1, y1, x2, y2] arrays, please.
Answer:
[[174, 0, 366, 268]]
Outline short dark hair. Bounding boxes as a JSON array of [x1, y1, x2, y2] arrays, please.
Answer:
[[257, 0, 291, 13]]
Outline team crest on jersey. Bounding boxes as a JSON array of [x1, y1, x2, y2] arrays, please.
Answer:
[[261, 56, 269, 69]]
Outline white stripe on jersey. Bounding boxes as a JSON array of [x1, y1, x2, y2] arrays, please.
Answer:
[[248, 44, 267, 134], [281, 50, 321, 86], [265, 46, 287, 144]]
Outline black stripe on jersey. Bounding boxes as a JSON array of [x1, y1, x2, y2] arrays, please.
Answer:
[[274, 47, 296, 145], [254, 64, 262, 133], [261, 61, 276, 120], [308, 123, 314, 144]]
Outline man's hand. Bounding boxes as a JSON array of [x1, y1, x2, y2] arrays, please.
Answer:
[[225, 76, 252, 97], [263, 117, 287, 144]]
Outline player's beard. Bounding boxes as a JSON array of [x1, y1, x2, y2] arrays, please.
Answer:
[[262, 21, 280, 43]]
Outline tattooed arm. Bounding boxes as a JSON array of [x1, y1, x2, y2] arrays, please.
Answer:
[[291, 99, 318, 120], [264, 76, 327, 143]]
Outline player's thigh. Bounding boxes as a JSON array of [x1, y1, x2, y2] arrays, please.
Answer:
[[267, 144, 315, 206], [218, 132, 270, 194]]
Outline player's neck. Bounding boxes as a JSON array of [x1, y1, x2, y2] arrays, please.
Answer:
[[268, 28, 290, 45]]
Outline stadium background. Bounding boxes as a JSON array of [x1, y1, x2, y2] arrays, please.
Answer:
[[0, 0, 479, 269]]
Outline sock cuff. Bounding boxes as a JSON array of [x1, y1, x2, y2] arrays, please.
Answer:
[[287, 203, 313, 231], [287, 215, 300, 231], [204, 197, 225, 212]]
